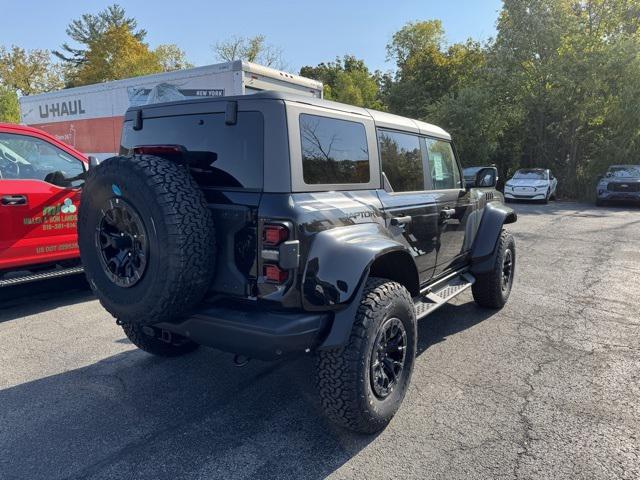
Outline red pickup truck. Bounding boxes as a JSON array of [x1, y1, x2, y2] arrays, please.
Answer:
[[0, 123, 89, 287]]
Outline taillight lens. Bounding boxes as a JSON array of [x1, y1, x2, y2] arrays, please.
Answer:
[[264, 264, 288, 283], [133, 145, 184, 156], [263, 224, 289, 246]]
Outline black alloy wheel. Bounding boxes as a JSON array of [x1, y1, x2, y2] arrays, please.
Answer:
[[370, 317, 408, 399], [502, 248, 514, 293], [97, 198, 148, 288]]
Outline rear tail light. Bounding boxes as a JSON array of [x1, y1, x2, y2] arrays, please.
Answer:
[[264, 264, 288, 283], [263, 224, 289, 246], [133, 145, 184, 156], [262, 223, 292, 284]]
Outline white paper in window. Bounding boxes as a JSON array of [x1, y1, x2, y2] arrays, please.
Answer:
[[432, 152, 444, 181]]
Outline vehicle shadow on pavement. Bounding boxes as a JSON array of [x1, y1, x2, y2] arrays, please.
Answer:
[[0, 297, 495, 480], [0, 275, 93, 324], [0, 343, 376, 480], [415, 299, 498, 356]]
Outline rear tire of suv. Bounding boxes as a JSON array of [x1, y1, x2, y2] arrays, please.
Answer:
[[472, 229, 515, 309], [316, 278, 417, 434], [78, 155, 216, 326], [121, 323, 200, 357]]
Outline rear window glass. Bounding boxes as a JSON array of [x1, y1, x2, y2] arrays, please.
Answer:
[[121, 111, 263, 189], [300, 114, 369, 185]]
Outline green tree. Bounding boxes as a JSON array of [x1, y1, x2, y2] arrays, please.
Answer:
[[0, 85, 19, 123], [491, 0, 640, 197], [300, 55, 384, 109], [70, 25, 163, 86], [0, 46, 63, 95], [53, 4, 146, 67], [154, 44, 193, 72], [383, 20, 486, 119], [213, 35, 286, 69]]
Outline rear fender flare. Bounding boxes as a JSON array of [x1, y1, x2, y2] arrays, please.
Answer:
[[301, 223, 419, 350], [302, 223, 413, 311]]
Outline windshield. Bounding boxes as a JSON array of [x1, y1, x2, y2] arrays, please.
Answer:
[[513, 169, 546, 180], [607, 166, 640, 178]]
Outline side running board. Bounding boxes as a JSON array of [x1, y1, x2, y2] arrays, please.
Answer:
[[414, 272, 475, 320], [0, 266, 84, 288]]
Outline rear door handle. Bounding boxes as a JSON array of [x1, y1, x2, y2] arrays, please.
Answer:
[[440, 208, 456, 219], [1, 195, 27, 206], [391, 215, 412, 226]]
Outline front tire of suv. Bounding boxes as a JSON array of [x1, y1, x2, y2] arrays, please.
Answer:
[[121, 323, 200, 357], [316, 278, 417, 434], [472, 229, 515, 309]]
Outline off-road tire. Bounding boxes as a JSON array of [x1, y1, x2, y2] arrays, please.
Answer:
[[596, 198, 606, 207], [78, 155, 216, 325], [472, 229, 515, 309], [122, 323, 199, 357], [316, 278, 417, 434]]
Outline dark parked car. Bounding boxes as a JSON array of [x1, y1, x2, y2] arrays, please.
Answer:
[[78, 92, 517, 433], [596, 165, 640, 206]]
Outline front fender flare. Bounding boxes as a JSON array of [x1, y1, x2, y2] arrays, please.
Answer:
[[470, 202, 517, 274]]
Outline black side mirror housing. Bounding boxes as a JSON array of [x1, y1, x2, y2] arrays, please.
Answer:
[[469, 167, 498, 189], [88, 156, 100, 169]]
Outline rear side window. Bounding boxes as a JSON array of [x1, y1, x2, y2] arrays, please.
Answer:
[[300, 114, 369, 184], [425, 139, 461, 190], [378, 130, 424, 192], [121, 111, 263, 189]]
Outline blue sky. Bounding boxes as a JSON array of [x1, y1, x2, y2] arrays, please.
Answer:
[[1, 0, 502, 73]]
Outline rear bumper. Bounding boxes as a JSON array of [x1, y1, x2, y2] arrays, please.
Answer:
[[155, 303, 331, 360]]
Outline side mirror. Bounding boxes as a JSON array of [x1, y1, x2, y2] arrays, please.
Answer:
[[88, 156, 100, 169], [472, 167, 498, 189]]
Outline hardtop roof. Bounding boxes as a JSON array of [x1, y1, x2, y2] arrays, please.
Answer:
[[127, 90, 451, 140]]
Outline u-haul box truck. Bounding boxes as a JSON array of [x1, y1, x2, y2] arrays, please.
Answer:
[[19, 60, 323, 159]]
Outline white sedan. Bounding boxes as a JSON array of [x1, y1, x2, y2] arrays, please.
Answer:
[[504, 168, 558, 203]]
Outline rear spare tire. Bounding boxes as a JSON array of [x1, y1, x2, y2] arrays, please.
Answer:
[[78, 155, 215, 325]]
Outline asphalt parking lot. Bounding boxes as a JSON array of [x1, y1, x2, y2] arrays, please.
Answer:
[[1, 201, 639, 480]]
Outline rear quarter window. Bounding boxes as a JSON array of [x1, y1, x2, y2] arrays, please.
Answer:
[[121, 111, 264, 190], [299, 113, 369, 185]]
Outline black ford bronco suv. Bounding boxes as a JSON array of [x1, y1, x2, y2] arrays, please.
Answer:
[[78, 92, 517, 433]]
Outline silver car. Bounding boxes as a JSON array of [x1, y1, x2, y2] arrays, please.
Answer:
[[596, 165, 640, 206]]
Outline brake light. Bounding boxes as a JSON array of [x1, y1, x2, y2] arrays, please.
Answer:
[[133, 145, 184, 156], [264, 264, 288, 283], [263, 224, 289, 246]]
